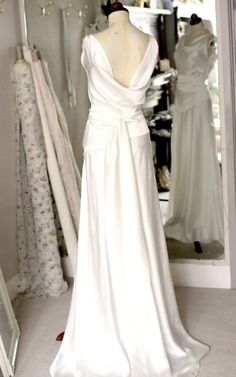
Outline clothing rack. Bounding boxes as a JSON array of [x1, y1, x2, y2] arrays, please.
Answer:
[[0, 0, 6, 15], [40, 0, 88, 18], [18, 0, 88, 45]]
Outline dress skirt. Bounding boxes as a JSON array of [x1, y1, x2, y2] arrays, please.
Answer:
[[164, 96, 224, 244], [50, 114, 209, 377]]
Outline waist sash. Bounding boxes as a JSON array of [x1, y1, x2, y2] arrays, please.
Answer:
[[175, 75, 210, 112], [83, 105, 148, 155]]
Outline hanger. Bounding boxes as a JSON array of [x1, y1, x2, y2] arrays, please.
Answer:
[[41, 1, 88, 18], [0, 0, 6, 15]]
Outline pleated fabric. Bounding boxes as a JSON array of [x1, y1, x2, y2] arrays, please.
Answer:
[[50, 33, 209, 377]]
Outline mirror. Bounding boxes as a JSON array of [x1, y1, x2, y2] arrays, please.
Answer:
[[123, 0, 224, 262], [22, 0, 224, 267], [0, 268, 20, 377]]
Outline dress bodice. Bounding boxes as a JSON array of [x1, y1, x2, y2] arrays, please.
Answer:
[[80, 33, 159, 153], [174, 33, 216, 81], [81, 34, 158, 116], [173, 33, 216, 112]]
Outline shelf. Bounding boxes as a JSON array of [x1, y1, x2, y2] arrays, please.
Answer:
[[126, 5, 171, 16]]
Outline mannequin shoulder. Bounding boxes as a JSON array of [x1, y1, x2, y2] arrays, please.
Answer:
[[206, 33, 217, 57], [130, 26, 151, 42], [92, 26, 154, 51], [92, 29, 109, 42], [198, 28, 216, 47], [82, 30, 108, 50], [175, 35, 184, 48], [207, 33, 216, 45], [127, 26, 157, 52]]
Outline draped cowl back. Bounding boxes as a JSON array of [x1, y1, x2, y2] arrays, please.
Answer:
[[81, 34, 158, 111], [81, 34, 158, 155]]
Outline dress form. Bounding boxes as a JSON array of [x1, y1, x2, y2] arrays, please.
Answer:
[[94, 9, 150, 87], [54, 6, 153, 344], [164, 15, 223, 246], [184, 19, 215, 57], [49, 6, 211, 374], [184, 19, 212, 254]]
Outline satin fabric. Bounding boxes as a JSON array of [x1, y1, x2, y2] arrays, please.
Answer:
[[164, 34, 224, 244], [50, 34, 209, 377]]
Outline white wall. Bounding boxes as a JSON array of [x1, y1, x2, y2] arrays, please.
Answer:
[[0, 0, 22, 281], [25, 0, 96, 170]]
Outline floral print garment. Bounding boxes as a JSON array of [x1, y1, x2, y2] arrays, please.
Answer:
[[22, 46, 78, 273], [13, 60, 68, 297]]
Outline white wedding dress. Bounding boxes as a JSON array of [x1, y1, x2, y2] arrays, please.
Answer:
[[164, 33, 224, 244], [50, 33, 209, 377]]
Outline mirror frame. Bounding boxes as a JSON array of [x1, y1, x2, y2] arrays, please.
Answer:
[[0, 268, 20, 377], [218, 0, 236, 288], [169, 0, 236, 288]]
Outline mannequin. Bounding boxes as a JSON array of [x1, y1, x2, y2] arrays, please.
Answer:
[[94, 2, 150, 87], [54, 1, 152, 345], [164, 14, 224, 246], [50, 4, 210, 376], [184, 14, 215, 56]]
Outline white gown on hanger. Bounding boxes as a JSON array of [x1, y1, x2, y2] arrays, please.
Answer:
[[50, 33, 209, 377], [164, 33, 224, 244]]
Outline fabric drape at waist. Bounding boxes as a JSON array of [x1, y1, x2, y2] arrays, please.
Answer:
[[175, 75, 210, 112], [83, 105, 149, 154], [176, 75, 207, 91], [88, 105, 145, 125]]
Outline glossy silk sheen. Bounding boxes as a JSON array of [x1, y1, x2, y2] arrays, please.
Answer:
[[50, 34, 209, 377], [164, 34, 224, 244]]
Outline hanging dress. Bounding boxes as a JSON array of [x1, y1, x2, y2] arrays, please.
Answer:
[[164, 33, 224, 244], [50, 33, 209, 377]]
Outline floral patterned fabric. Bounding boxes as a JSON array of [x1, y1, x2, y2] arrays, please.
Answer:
[[23, 47, 78, 272], [13, 59, 68, 297]]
